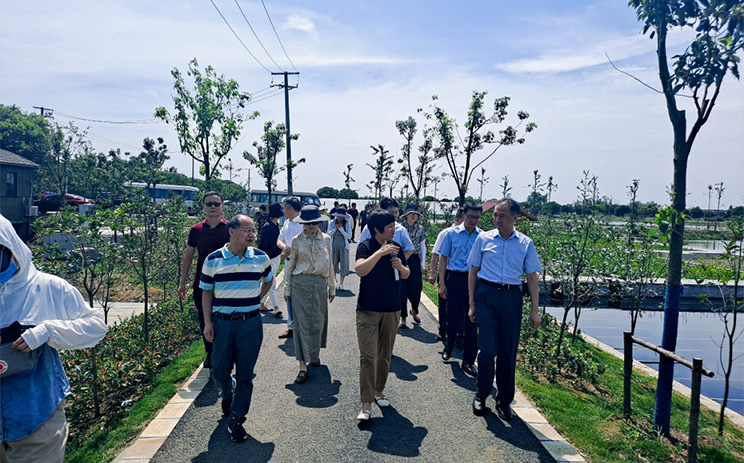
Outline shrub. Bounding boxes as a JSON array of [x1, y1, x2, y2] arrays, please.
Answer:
[[62, 296, 200, 446]]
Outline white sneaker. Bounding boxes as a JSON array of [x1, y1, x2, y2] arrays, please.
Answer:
[[357, 409, 371, 421], [374, 396, 390, 407], [338, 284, 344, 291]]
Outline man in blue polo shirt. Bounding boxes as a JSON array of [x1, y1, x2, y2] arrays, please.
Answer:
[[201, 214, 273, 443], [358, 197, 415, 259], [438, 202, 483, 377], [467, 199, 542, 420]]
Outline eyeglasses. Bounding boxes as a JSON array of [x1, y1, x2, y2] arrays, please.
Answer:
[[204, 202, 222, 207], [304, 222, 320, 226], [465, 214, 482, 220], [238, 228, 256, 234]]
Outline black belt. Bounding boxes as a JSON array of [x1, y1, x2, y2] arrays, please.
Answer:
[[213, 311, 260, 322], [447, 270, 468, 276], [479, 279, 520, 290]]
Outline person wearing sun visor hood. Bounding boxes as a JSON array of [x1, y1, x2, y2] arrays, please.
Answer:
[[0, 213, 107, 463]]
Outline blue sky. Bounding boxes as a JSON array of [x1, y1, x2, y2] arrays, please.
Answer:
[[1, 0, 742, 207]]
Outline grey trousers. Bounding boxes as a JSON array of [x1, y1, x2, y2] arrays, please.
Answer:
[[0, 402, 67, 463], [211, 315, 263, 424]]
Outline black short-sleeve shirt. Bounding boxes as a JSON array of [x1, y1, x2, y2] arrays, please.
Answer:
[[355, 238, 407, 312], [187, 218, 230, 287]]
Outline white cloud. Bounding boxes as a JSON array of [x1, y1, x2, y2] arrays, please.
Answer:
[[286, 14, 316, 34]]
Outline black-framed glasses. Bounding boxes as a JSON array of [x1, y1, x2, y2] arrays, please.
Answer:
[[465, 214, 482, 220], [204, 202, 222, 207]]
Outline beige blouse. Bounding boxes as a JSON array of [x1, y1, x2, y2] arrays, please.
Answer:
[[284, 230, 336, 297]]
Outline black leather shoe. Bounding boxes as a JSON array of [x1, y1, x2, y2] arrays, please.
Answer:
[[295, 370, 309, 384], [472, 395, 486, 416], [461, 362, 478, 378], [441, 349, 452, 361], [497, 405, 514, 421]]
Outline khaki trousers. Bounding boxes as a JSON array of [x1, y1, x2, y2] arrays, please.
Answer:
[[356, 310, 399, 403], [1, 402, 68, 463]]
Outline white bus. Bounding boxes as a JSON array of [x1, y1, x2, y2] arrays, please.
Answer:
[[124, 182, 200, 213]]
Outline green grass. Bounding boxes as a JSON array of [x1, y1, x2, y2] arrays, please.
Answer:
[[422, 280, 744, 462], [516, 346, 744, 462], [64, 340, 206, 463]]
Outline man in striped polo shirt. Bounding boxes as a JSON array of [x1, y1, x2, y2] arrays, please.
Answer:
[[201, 214, 273, 443]]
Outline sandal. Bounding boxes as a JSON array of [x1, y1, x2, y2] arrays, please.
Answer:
[[356, 409, 371, 421]]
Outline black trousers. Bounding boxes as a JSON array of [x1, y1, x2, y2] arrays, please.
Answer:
[[445, 270, 477, 365], [474, 282, 523, 409], [193, 285, 214, 359], [400, 254, 422, 318]]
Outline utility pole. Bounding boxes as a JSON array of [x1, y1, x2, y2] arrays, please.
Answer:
[[33, 106, 54, 118], [271, 72, 299, 196]]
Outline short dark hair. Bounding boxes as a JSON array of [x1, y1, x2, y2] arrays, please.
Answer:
[[455, 207, 465, 220], [497, 198, 521, 216], [351, 203, 356, 207], [227, 214, 251, 230], [462, 202, 483, 215], [283, 196, 302, 212], [368, 209, 395, 236], [379, 197, 399, 210], [203, 191, 223, 203]]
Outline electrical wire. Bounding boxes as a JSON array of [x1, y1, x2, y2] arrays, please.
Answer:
[[54, 111, 163, 125], [245, 88, 284, 105], [84, 132, 143, 152], [208, 0, 273, 73], [233, 0, 284, 72], [261, 0, 298, 72]]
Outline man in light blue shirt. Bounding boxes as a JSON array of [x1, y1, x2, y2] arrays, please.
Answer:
[[467, 199, 542, 420], [358, 197, 415, 259], [437, 202, 483, 377]]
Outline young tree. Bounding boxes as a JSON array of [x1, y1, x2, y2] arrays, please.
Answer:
[[155, 58, 258, 184], [424, 92, 536, 205], [138, 137, 169, 201], [395, 116, 436, 201], [499, 175, 512, 199], [477, 167, 489, 202], [546, 176, 558, 202], [367, 144, 394, 200], [714, 182, 726, 231], [713, 218, 743, 435], [243, 121, 300, 199], [343, 163, 355, 190], [529, 169, 546, 195], [629, 0, 744, 434]]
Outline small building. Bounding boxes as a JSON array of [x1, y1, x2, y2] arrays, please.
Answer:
[[0, 148, 40, 240]]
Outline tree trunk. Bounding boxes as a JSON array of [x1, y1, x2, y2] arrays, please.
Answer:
[[653, 119, 690, 435]]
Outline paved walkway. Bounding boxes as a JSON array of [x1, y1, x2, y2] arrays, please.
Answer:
[[113, 245, 583, 463]]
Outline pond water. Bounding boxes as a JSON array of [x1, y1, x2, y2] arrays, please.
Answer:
[[685, 239, 730, 251], [545, 307, 744, 415]]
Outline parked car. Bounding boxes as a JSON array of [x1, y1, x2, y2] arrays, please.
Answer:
[[65, 194, 92, 207], [33, 192, 63, 213], [33, 192, 93, 213]]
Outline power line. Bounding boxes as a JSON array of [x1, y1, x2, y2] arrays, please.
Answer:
[[233, 0, 284, 72], [246, 88, 284, 105], [84, 132, 143, 152], [54, 111, 163, 125], [208, 0, 273, 73], [261, 0, 298, 72]]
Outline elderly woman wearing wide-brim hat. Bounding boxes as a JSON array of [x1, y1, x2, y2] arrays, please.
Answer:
[[283, 205, 336, 384], [328, 207, 352, 291], [399, 204, 427, 328]]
